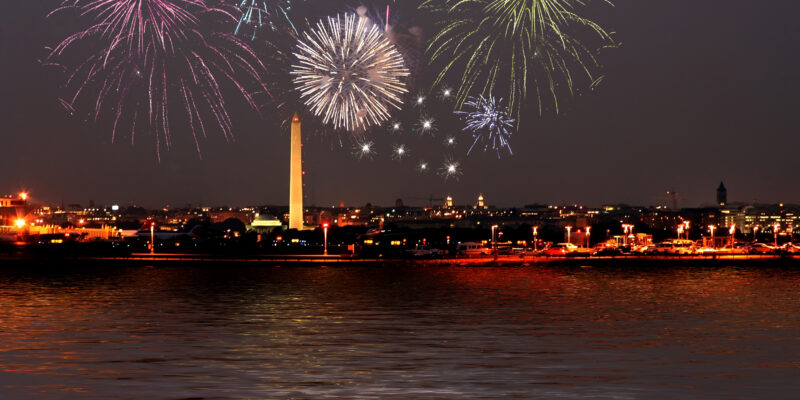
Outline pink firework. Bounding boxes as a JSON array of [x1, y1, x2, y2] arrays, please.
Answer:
[[46, 0, 269, 160]]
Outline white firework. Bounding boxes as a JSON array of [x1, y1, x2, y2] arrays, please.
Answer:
[[392, 144, 408, 160], [418, 161, 429, 173], [455, 95, 515, 158], [439, 158, 462, 180], [291, 13, 410, 131], [354, 140, 376, 159], [417, 116, 436, 135]]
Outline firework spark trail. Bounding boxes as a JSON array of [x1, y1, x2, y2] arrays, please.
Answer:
[[47, 0, 268, 160], [291, 13, 409, 132], [456, 95, 515, 158]]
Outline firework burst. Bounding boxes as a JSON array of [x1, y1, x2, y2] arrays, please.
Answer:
[[456, 95, 515, 158], [422, 0, 614, 120], [416, 116, 436, 135], [46, 0, 268, 160], [291, 13, 410, 131], [438, 157, 462, 180], [234, 0, 299, 39], [353, 140, 376, 159], [392, 144, 408, 160], [417, 160, 429, 173]]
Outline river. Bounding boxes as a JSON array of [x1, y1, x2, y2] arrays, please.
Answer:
[[0, 263, 798, 399]]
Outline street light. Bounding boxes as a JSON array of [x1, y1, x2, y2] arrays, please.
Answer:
[[683, 221, 690, 240], [677, 225, 684, 240], [729, 224, 736, 248], [565, 226, 572, 245], [150, 222, 156, 254], [774, 223, 780, 247], [532, 226, 538, 251], [708, 225, 716, 248], [491, 225, 499, 259], [622, 224, 633, 246], [585, 227, 591, 248], [323, 223, 329, 256], [14, 219, 26, 228]]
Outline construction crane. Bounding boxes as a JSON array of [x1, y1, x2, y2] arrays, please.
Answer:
[[406, 194, 446, 208]]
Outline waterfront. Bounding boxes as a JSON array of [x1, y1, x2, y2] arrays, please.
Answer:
[[1, 264, 799, 399]]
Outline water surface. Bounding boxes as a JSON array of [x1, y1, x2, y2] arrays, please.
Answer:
[[0, 264, 798, 399]]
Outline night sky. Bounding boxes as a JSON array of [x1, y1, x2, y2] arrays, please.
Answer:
[[1, 1, 799, 209]]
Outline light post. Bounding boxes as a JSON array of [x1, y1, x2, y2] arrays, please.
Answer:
[[683, 221, 690, 240], [622, 224, 632, 246], [774, 223, 780, 247], [491, 225, 499, 259], [677, 225, 684, 240], [323, 223, 329, 256], [708, 225, 716, 248], [150, 222, 155, 254], [565, 226, 572, 245], [585, 227, 591, 248], [729, 224, 736, 248], [532, 226, 538, 251], [753, 226, 759, 242]]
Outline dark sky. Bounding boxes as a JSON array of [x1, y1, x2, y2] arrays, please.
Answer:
[[2, 1, 800, 209]]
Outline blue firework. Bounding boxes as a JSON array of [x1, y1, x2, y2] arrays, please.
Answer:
[[234, 0, 298, 39], [455, 95, 515, 158]]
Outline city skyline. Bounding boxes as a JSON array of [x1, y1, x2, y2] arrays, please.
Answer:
[[2, 1, 799, 208], [2, 180, 792, 211]]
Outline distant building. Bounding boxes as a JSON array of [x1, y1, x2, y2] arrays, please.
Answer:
[[0, 194, 27, 227], [717, 181, 727, 206], [476, 194, 486, 209], [248, 214, 282, 234]]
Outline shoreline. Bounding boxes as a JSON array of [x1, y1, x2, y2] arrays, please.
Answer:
[[2, 253, 799, 267]]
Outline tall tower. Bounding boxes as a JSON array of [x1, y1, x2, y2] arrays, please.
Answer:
[[716, 181, 727, 206], [289, 113, 304, 230]]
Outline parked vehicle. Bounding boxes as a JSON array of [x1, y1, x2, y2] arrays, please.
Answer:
[[745, 243, 779, 254], [457, 242, 490, 256], [782, 243, 800, 254], [592, 247, 623, 257], [632, 244, 656, 254], [408, 245, 441, 257], [654, 239, 694, 254], [544, 243, 578, 256]]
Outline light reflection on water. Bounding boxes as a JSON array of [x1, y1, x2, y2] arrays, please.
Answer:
[[0, 264, 799, 399]]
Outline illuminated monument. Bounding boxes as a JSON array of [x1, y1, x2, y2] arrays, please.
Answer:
[[289, 113, 304, 230]]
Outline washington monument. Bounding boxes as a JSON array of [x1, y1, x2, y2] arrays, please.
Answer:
[[289, 113, 303, 230]]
